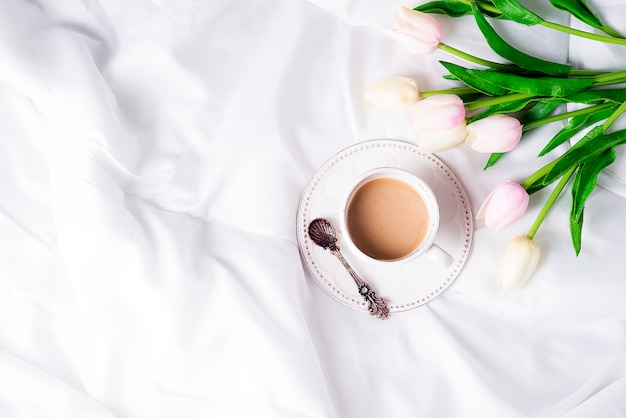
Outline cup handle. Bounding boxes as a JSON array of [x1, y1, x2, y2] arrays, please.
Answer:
[[425, 244, 453, 268]]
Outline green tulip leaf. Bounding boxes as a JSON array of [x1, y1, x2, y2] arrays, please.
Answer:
[[415, 0, 503, 18], [470, 96, 537, 122], [440, 61, 510, 95], [442, 61, 592, 97], [549, 0, 602, 27], [549, 0, 624, 38], [484, 152, 505, 169], [571, 148, 617, 223], [564, 88, 626, 105], [526, 125, 604, 193], [520, 100, 561, 123], [522, 89, 626, 111], [414, 1, 472, 17], [462, 68, 593, 96], [569, 201, 584, 255], [526, 127, 626, 193], [471, 1, 571, 76], [570, 148, 617, 254], [538, 103, 619, 156], [457, 91, 487, 102], [491, 0, 543, 25]]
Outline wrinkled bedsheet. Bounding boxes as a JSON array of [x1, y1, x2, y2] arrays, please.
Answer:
[[2, 0, 626, 417]]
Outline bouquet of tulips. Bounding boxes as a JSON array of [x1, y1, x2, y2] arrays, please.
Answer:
[[364, 0, 626, 290]]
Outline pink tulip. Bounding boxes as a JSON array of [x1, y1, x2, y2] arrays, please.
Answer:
[[465, 114, 523, 153], [414, 122, 468, 153], [410, 94, 466, 131], [409, 94, 467, 153], [392, 6, 443, 55], [477, 180, 529, 230]]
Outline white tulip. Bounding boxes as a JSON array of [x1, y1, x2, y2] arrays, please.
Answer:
[[413, 121, 467, 153], [364, 76, 420, 112], [499, 236, 540, 291]]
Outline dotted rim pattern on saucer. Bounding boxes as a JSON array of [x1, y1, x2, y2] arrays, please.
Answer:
[[297, 139, 473, 313]]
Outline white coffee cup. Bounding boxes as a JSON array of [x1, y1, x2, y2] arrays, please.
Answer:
[[340, 167, 452, 268]]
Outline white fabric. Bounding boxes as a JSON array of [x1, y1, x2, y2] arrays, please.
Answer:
[[2, 0, 626, 417]]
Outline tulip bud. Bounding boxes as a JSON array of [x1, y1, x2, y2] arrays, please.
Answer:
[[477, 180, 529, 230], [414, 122, 468, 153], [410, 94, 466, 131], [410, 94, 467, 153], [466, 114, 523, 153], [364, 76, 420, 112], [499, 236, 540, 290], [391, 6, 443, 55]]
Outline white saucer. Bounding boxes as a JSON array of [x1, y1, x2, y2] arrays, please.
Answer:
[[296, 139, 473, 313]]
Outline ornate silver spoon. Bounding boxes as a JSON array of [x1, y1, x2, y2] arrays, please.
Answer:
[[308, 218, 389, 320]]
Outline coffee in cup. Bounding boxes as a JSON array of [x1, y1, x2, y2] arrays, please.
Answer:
[[341, 168, 452, 267]]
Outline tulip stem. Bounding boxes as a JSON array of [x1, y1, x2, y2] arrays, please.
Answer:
[[437, 43, 514, 70], [570, 69, 609, 76], [465, 93, 536, 111], [520, 160, 557, 190], [421, 87, 478, 98], [522, 103, 616, 132], [527, 166, 576, 239], [593, 70, 626, 85], [540, 21, 626, 45], [603, 100, 626, 131]]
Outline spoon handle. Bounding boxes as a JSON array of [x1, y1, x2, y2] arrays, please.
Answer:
[[330, 248, 389, 320]]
